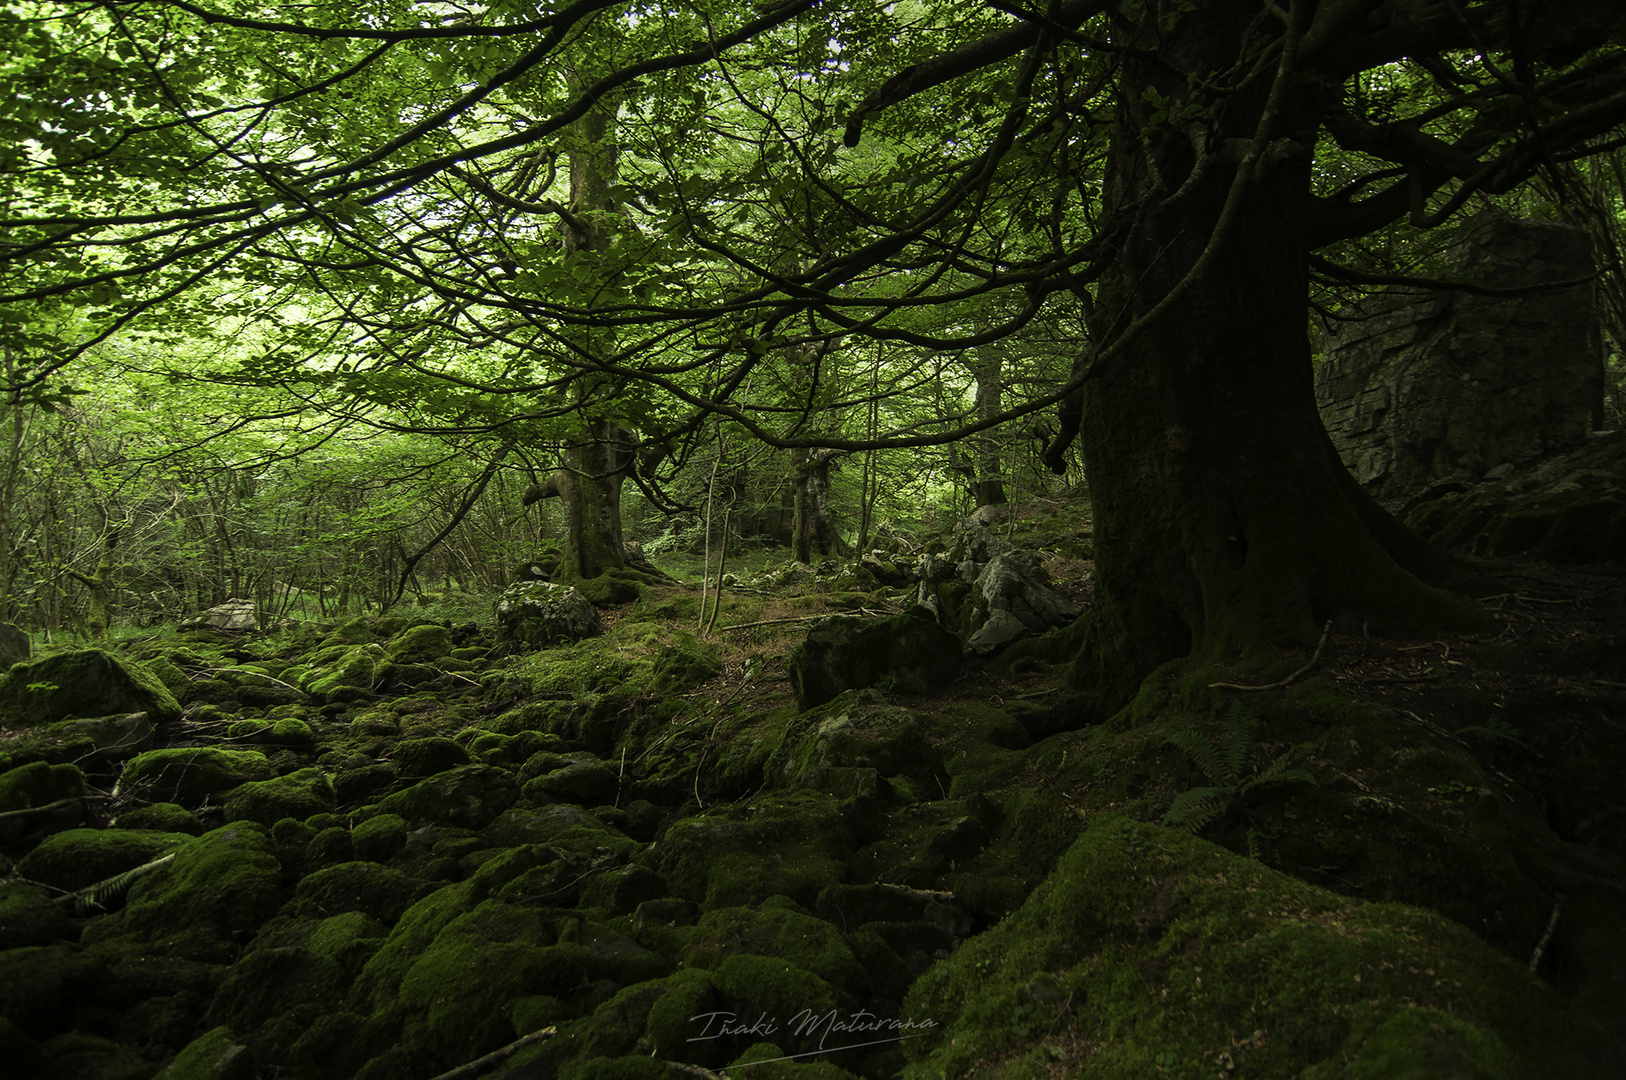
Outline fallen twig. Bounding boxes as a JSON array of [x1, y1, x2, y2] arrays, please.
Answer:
[[1210, 621, 1332, 691], [0, 797, 82, 822], [426, 1026, 557, 1080], [1530, 895, 1565, 971]]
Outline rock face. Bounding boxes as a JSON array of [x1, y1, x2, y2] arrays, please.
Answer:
[[494, 581, 598, 649], [0, 622, 29, 668], [787, 609, 960, 710], [181, 599, 259, 632], [1315, 215, 1603, 497], [0, 649, 182, 728], [938, 523, 1082, 653]]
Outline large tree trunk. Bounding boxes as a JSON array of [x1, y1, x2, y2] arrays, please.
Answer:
[[1066, 2, 1490, 716], [525, 419, 636, 581], [789, 447, 848, 564]]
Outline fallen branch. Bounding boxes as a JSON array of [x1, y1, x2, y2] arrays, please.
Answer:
[[1530, 895, 1565, 971], [426, 1026, 556, 1080], [719, 606, 901, 632], [1210, 621, 1332, 691], [0, 798, 82, 822]]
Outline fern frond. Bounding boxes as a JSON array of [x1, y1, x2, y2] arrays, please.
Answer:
[[1217, 728, 1250, 785], [1162, 787, 1230, 833], [1245, 754, 1317, 792], [68, 852, 176, 917], [1164, 727, 1233, 785]]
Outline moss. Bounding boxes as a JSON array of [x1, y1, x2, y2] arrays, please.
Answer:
[[388, 623, 454, 664], [34, 1031, 151, 1080], [710, 952, 838, 1030], [0, 882, 78, 948], [560, 1056, 674, 1080], [0, 760, 87, 841], [207, 945, 348, 1032], [91, 822, 282, 945], [152, 1025, 253, 1080], [651, 633, 723, 695], [728, 1042, 865, 1079], [390, 736, 471, 778], [652, 792, 855, 910], [15, 826, 191, 892], [644, 967, 722, 1059], [351, 813, 408, 862], [115, 802, 203, 835], [685, 903, 866, 995], [225, 717, 315, 751], [222, 767, 335, 825], [292, 861, 419, 925], [377, 764, 520, 829], [0, 944, 103, 1037], [901, 814, 1601, 1080], [574, 570, 648, 606], [0, 649, 181, 728], [119, 747, 273, 805]]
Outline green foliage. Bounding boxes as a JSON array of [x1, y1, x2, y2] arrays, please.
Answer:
[[1160, 704, 1316, 834]]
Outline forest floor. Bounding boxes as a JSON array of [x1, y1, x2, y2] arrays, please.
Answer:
[[2, 493, 1624, 1080]]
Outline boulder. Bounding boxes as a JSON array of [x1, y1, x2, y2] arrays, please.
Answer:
[[0, 621, 29, 668], [387, 623, 454, 664], [0, 761, 87, 842], [222, 768, 336, 826], [0, 649, 181, 729], [964, 549, 1082, 654], [295, 644, 391, 703], [40, 711, 156, 762], [377, 764, 520, 830], [180, 599, 259, 632], [1315, 215, 1604, 497], [15, 827, 190, 892], [494, 581, 598, 649], [118, 748, 274, 805], [788, 610, 960, 710]]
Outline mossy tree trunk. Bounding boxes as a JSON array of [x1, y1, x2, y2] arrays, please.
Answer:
[[525, 420, 637, 582], [790, 446, 848, 564], [65, 529, 118, 640], [968, 343, 1008, 508], [1064, 1, 1491, 717]]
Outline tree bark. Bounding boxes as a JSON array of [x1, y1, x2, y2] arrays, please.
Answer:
[[524, 420, 637, 581], [789, 447, 848, 564], [1064, 1, 1491, 716], [967, 343, 1008, 507]]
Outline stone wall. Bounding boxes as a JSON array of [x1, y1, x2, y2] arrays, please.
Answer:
[[1315, 215, 1604, 498]]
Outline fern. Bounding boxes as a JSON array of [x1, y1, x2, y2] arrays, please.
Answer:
[[1161, 711, 1315, 833], [66, 852, 176, 916]]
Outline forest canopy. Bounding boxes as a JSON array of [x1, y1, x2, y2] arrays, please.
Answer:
[[2, 0, 1624, 711]]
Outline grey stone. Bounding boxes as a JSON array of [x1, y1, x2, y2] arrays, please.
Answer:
[[181, 599, 259, 632], [495, 581, 598, 649], [1316, 215, 1603, 497]]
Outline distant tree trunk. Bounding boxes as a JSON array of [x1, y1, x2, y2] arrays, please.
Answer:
[[524, 420, 637, 581], [968, 343, 1008, 507], [65, 530, 118, 640], [790, 447, 848, 563]]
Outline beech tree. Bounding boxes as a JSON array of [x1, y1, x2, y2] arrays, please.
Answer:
[[4, 0, 1624, 711]]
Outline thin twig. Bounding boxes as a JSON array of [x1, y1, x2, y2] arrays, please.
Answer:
[[425, 1027, 557, 1080], [0, 798, 82, 821], [1530, 895, 1565, 971], [1210, 621, 1332, 691]]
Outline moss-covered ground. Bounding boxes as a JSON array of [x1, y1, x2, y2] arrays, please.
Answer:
[[1, 501, 1623, 1080]]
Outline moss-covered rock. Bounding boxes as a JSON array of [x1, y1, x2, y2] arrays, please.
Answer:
[[775, 689, 943, 790], [0, 649, 181, 728], [377, 764, 519, 829], [39, 711, 156, 762], [297, 643, 393, 703], [387, 623, 454, 664], [351, 813, 408, 862], [87, 823, 282, 949], [651, 633, 722, 695], [685, 899, 867, 996], [290, 861, 419, 925], [33, 1031, 151, 1080], [222, 768, 335, 825], [523, 758, 619, 805], [15, 826, 190, 892], [787, 611, 960, 711], [650, 791, 855, 910], [152, 1025, 254, 1080], [224, 717, 316, 752], [113, 801, 204, 836], [0, 881, 78, 948], [902, 813, 1610, 1079], [119, 748, 273, 805], [0, 760, 86, 841], [390, 736, 470, 778], [0, 944, 103, 1038]]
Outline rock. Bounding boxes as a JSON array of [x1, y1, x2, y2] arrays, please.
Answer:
[[290, 862, 418, 925], [0, 649, 181, 729], [583, 865, 670, 915], [114, 802, 203, 836], [524, 759, 619, 805], [963, 549, 1082, 653], [350, 814, 408, 863], [378, 764, 520, 830], [118, 748, 274, 805], [0, 761, 86, 842], [40, 712, 155, 762], [0, 881, 78, 949], [0, 621, 29, 668], [788, 610, 961, 710], [494, 581, 599, 649], [1316, 215, 1604, 497], [180, 599, 259, 633], [390, 736, 471, 778], [97, 823, 282, 946], [15, 827, 190, 892], [779, 689, 941, 788], [296, 644, 392, 703], [387, 623, 454, 664], [152, 1026, 255, 1080], [222, 768, 336, 826]]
